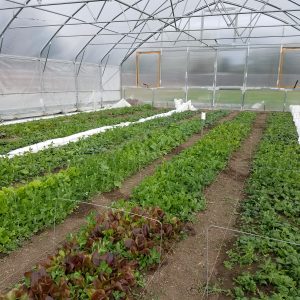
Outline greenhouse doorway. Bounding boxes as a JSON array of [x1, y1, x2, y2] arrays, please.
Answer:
[[278, 47, 300, 89], [136, 51, 161, 88]]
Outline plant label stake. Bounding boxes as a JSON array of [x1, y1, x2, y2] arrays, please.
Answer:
[[201, 112, 206, 135]]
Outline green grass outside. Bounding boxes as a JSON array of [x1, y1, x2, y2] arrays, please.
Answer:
[[124, 87, 300, 111]]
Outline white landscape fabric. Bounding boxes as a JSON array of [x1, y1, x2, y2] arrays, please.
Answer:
[[290, 105, 300, 144], [1, 100, 198, 158]]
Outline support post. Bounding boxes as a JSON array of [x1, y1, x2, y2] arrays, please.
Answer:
[[39, 43, 51, 115], [242, 44, 250, 110], [74, 62, 79, 111], [283, 89, 288, 112], [160, 48, 162, 87], [0, 36, 3, 54], [120, 63, 123, 99], [277, 45, 283, 88], [39, 58, 46, 115], [99, 64, 104, 108], [212, 49, 218, 109], [185, 47, 190, 102], [151, 88, 155, 107]]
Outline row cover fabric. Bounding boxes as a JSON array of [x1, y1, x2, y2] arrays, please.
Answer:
[[0, 99, 198, 158], [290, 105, 300, 144]]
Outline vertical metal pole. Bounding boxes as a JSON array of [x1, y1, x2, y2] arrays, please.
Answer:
[[39, 43, 51, 115], [152, 88, 155, 107], [242, 44, 250, 110], [159, 48, 162, 107], [234, 14, 238, 43], [212, 49, 218, 109], [200, 11, 204, 42], [99, 64, 103, 108], [185, 47, 190, 102], [39, 58, 46, 115], [160, 48, 162, 87], [0, 36, 4, 54], [277, 44, 283, 88], [136, 52, 139, 87], [119, 64, 123, 100], [283, 89, 287, 112], [74, 62, 79, 111]]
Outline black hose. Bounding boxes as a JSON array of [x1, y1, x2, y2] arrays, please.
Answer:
[[293, 80, 298, 89]]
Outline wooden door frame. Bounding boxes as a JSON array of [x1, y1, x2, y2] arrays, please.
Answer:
[[136, 51, 161, 88], [277, 47, 300, 88]]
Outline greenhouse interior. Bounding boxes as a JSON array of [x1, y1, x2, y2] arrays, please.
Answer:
[[0, 1, 299, 299]]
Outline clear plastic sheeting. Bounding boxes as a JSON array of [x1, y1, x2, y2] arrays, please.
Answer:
[[247, 47, 280, 87], [161, 50, 186, 87], [217, 49, 246, 87], [0, 1, 300, 64], [281, 50, 300, 88], [122, 44, 300, 111], [189, 50, 216, 87], [0, 0, 300, 114], [77, 63, 101, 110], [0, 55, 120, 120], [0, 56, 40, 94], [0, 99, 130, 126]]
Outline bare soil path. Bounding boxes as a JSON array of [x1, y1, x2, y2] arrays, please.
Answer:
[[0, 112, 238, 293], [142, 113, 267, 300]]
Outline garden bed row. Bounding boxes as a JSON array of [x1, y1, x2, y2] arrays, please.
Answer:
[[132, 112, 256, 220], [0, 105, 165, 154], [0, 110, 200, 188], [220, 113, 300, 299], [0, 112, 256, 299], [0, 111, 227, 253]]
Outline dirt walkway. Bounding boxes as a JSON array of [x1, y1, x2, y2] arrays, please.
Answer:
[[142, 113, 267, 300], [0, 112, 238, 293]]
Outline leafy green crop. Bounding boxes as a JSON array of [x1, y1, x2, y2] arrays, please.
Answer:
[[222, 113, 300, 299], [132, 112, 256, 220], [0, 206, 183, 299], [0, 111, 227, 253], [0, 105, 166, 154], [0, 110, 199, 188], [0, 111, 258, 299]]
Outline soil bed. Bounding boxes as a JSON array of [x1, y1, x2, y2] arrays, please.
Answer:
[[142, 113, 267, 300], [0, 111, 237, 293]]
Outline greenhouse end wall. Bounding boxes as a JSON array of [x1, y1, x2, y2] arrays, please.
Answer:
[[122, 46, 300, 111], [0, 55, 121, 120]]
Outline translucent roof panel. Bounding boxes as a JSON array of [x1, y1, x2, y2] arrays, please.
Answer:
[[0, 0, 299, 65]]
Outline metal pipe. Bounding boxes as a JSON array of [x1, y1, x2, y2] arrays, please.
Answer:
[[99, 65, 104, 108], [0, 0, 31, 37], [74, 0, 144, 62], [42, 43, 51, 73], [212, 50, 218, 108], [1, 0, 107, 10], [1, 4, 300, 15], [74, 62, 79, 110], [98, 0, 170, 66], [185, 47, 190, 102], [9, 22, 300, 31], [242, 44, 250, 110], [86, 33, 300, 45], [121, 1, 217, 64]]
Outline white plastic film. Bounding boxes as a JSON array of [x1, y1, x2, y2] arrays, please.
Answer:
[[0, 55, 121, 120], [290, 105, 300, 144], [0, 99, 196, 158]]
